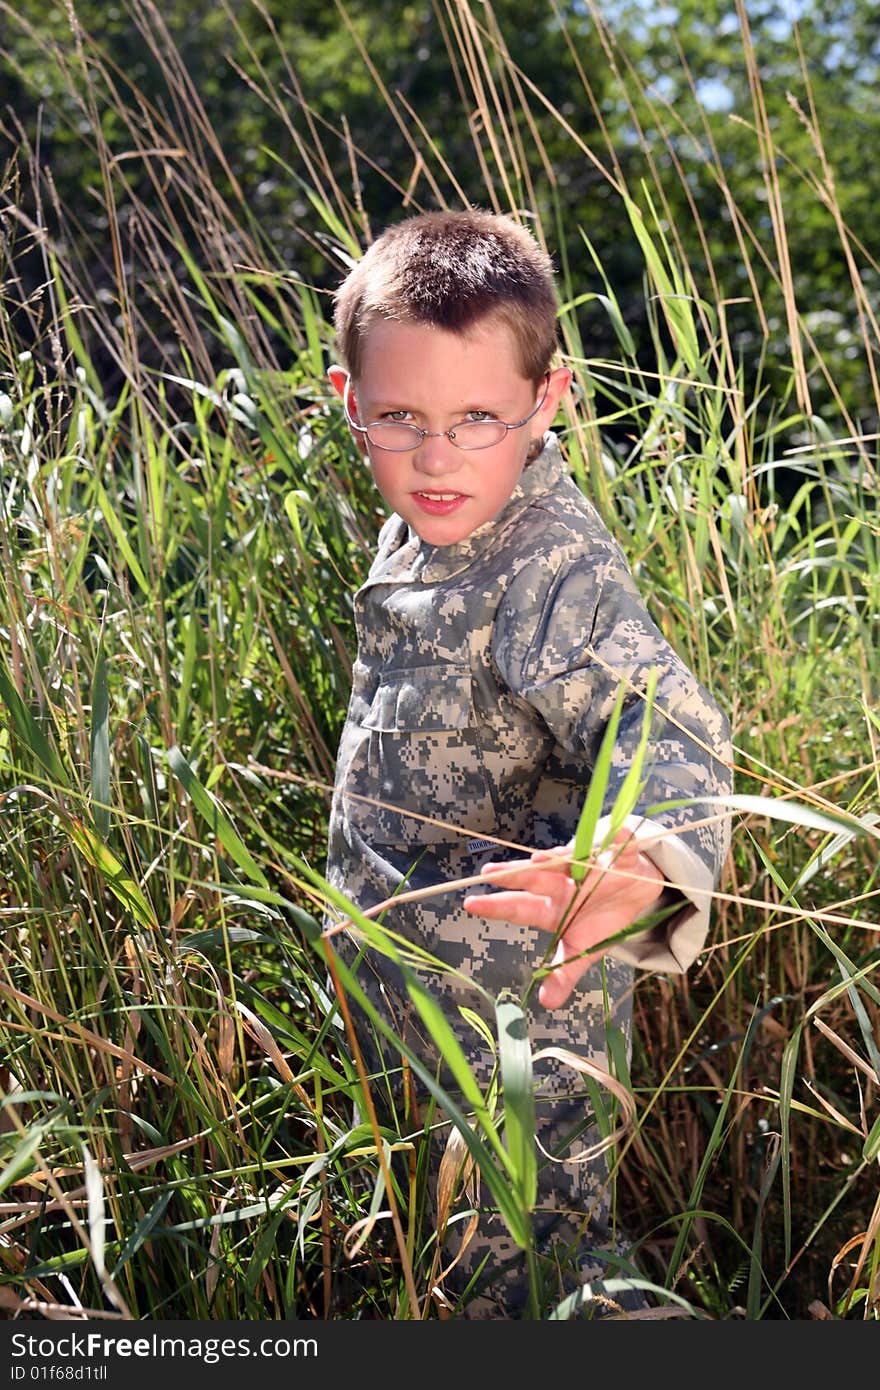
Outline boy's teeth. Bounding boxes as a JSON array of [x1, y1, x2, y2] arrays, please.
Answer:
[[421, 492, 459, 500]]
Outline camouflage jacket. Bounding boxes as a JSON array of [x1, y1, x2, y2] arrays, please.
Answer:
[[325, 433, 732, 1018]]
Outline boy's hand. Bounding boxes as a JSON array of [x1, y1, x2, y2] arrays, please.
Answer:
[[462, 831, 664, 1010]]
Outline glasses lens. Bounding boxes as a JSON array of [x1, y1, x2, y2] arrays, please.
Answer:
[[449, 420, 508, 450], [364, 422, 423, 451]]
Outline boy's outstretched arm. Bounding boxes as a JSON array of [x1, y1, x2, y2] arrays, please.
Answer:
[[462, 828, 665, 1009], [470, 543, 733, 1001]]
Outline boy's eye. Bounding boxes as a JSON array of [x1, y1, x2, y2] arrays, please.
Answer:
[[466, 409, 494, 423]]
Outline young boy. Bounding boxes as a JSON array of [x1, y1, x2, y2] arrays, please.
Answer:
[[323, 208, 732, 1317]]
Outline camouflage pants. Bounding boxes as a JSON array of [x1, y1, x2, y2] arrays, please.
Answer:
[[332, 932, 648, 1319], [432, 1092, 648, 1319]]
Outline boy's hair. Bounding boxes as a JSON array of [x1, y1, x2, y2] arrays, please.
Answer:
[[333, 208, 559, 384]]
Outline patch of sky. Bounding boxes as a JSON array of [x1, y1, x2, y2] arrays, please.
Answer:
[[696, 77, 734, 112], [572, 1, 679, 43], [648, 73, 676, 101], [583, 0, 812, 40]]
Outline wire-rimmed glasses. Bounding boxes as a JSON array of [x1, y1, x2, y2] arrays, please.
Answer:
[[342, 374, 549, 452]]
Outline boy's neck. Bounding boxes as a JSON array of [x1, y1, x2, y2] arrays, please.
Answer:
[[525, 436, 544, 467]]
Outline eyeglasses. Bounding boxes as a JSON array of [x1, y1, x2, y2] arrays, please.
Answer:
[[342, 374, 550, 453]]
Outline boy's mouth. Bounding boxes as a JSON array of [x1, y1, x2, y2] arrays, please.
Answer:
[[412, 490, 468, 516]]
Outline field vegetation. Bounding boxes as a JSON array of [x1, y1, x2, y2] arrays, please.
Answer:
[[0, 0, 878, 1320]]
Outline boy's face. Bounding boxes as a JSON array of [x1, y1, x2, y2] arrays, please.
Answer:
[[329, 317, 570, 547]]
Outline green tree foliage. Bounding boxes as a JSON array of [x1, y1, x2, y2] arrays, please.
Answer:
[[0, 1, 606, 268], [601, 0, 880, 424], [1, 1, 610, 392], [2, 0, 879, 426]]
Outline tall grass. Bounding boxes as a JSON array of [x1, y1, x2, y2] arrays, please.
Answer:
[[0, 0, 878, 1319]]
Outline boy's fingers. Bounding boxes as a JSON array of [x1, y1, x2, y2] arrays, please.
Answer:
[[464, 881, 604, 933], [538, 964, 583, 1010], [538, 979, 569, 1008], [463, 890, 557, 925], [537, 939, 601, 1009]]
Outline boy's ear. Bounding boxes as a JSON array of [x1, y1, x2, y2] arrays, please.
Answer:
[[328, 365, 369, 454], [531, 365, 572, 440], [327, 364, 351, 405]]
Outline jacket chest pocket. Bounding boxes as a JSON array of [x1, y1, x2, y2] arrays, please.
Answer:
[[342, 666, 497, 845]]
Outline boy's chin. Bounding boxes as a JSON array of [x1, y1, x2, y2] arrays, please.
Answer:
[[409, 518, 476, 547]]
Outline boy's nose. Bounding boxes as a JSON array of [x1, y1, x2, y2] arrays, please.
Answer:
[[411, 433, 462, 475]]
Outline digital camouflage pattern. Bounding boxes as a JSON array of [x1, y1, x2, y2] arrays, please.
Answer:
[[325, 433, 733, 1316]]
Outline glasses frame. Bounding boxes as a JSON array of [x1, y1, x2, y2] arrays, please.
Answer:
[[342, 373, 550, 453]]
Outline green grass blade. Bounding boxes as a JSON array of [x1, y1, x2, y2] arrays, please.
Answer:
[[496, 996, 537, 1212], [94, 478, 152, 597], [111, 1192, 173, 1275], [704, 794, 875, 839], [604, 666, 658, 841], [778, 1024, 803, 1270], [746, 1135, 782, 1319], [666, 1010, 763, 1281], [83, 1144, 107, 1282], [862, 1112, 880, 1164], [167, 746, 270, 890], [90, 646, 110, 839], [66, 819, 155, 930], [49, 251, 103, 396], [623, 189, 700, 372], [0, 1127, 48, 1198], [298, 913, 529, 1248], [835, 964, 880, 1086], [550, 1276, 703, 1320], [570, 681, 627, 883], [0, 660, 68, 788], [401, 966, 501, 1143]]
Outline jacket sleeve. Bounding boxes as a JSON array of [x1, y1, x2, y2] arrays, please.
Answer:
[[491, 544, 733, 973]]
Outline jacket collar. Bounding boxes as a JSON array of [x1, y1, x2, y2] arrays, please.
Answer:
[[362, 433, 567, 588]]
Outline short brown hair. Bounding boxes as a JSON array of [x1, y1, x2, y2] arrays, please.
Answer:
[[333, 209, 559, 383]]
